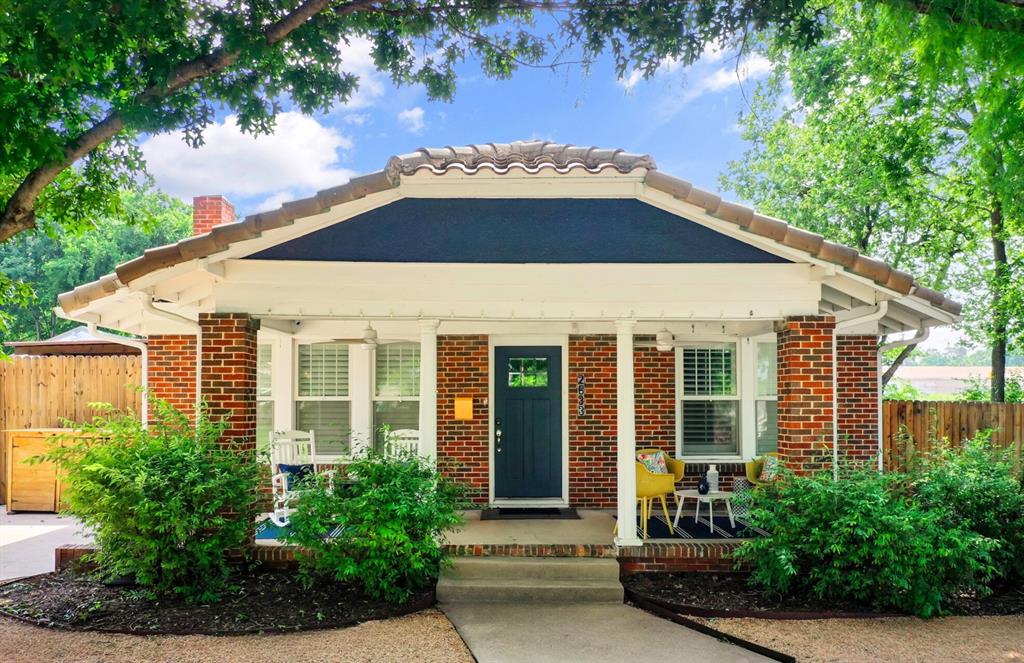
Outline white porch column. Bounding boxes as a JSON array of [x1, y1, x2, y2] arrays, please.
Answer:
[[418, 319, 440, 464], [615, 319, 642, 546]]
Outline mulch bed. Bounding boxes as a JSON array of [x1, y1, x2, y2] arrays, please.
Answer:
[[623, 572, 1024, 619], [0, 569, 434, 635]]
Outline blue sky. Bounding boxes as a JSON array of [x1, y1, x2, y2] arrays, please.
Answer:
[[140, 39, 770, 217]]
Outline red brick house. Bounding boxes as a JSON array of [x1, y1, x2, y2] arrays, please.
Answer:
[[57, 141, 959, 550]]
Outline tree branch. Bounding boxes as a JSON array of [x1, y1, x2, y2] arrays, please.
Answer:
[[0, 0, 377, 242], [882, 343, 917, 387]]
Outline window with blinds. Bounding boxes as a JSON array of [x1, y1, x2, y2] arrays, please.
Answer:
[[256, 344, 273, 451], [375, 343, 419, 398], [296, 342, 351, 455], [298, 342, 349, 397], [755, 341, 778, 454], [373, 343, 420, 451], [679, 343, 739, 456]]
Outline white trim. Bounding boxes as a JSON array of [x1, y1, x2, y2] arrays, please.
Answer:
[[488, 333, 570, 507], [418, 320, 440, 464], [614, 320, 642, 547]]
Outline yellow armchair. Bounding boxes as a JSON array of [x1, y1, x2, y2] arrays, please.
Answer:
[[746, 452, 780, 487], [634, 449, 685, 539]]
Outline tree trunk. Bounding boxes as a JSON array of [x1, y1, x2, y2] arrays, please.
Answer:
[[990, 201, 1008, 402]]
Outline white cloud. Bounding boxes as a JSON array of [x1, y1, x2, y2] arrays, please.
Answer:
[[343, 113, 370, 126], [337, 36, 386, 109], [140, 112, 356, 206], [618, 42, 729, 91], [679, 54, 772, 104], [397, 107, 425, 133]]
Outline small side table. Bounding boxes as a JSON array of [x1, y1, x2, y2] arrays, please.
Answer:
[[673, 489, 735, 533]]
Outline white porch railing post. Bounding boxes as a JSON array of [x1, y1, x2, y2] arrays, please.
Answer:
[[615, 319, 642, 546], [418, 319, 440, 465]]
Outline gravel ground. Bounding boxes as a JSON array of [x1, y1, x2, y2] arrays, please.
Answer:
[[695, 615, 1024, 663], [0, 609, 473, 663]]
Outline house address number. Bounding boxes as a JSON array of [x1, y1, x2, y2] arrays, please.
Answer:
[[577, 375, 586, 417]]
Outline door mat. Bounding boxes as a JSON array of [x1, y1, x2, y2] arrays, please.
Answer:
[[480, 507, 580, 520]]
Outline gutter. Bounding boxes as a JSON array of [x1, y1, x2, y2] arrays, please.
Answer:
[[140, 297, 202, 412], [85, 323, 149, 428], [832, 302, 889, 479], [876, 326, 931, 471]]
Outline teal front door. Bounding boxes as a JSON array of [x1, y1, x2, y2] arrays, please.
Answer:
[[494, 346, 563, 499]]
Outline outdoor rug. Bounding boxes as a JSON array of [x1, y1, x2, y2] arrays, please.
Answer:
[[621, 513, 768, 540], [480, 507, 580, 520]]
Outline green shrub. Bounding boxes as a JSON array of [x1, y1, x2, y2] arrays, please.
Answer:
[[42, 398, 261, 602], [284, 448, 465, 603], [912, 434, 1024, 582], [733, 466, 996, 617]]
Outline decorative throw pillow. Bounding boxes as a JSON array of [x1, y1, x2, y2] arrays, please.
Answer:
[[278, 463, 314, 490], [637, 451, 669, 474], [758, 455, 781, 482]]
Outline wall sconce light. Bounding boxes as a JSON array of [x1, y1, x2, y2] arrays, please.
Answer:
[[655, 328, 675, 352]]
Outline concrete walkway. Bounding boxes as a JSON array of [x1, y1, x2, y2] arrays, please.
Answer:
[[0, 508, 90, 580], [442, 602, 772, 663]]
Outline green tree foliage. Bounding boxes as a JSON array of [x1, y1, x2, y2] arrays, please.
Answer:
[[0, 191, 190, 343], [284, 447, 465, 603], [722, 3, 1024, 399], [41, 398, 263, 603]]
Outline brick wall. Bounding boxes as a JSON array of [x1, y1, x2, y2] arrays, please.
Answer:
[[437, 335, 490, 504], [192, 195, 236, 235], [777, 315, 836, 475], [837, 334, 880, 465], [568, 335, 618, 508], [147, 334, 196, 420], [198, 313, 258, 451], [634, 341, 675, 454]]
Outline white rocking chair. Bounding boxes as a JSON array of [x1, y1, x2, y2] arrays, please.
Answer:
[[268, 429, 324, 527], [386, 428, 420, 456]]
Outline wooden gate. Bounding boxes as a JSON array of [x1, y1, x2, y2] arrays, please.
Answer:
[[0, 354, 142, 503]]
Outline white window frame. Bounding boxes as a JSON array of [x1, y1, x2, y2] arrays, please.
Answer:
[[753, 335, 779, 455], [675, 334, 777, 461], [294, 341, 355, 460], [371, 342, 421, 448], [255, 342, 274, 451]]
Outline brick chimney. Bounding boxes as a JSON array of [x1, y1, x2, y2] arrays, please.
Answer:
[[192, 195, 236, 235]]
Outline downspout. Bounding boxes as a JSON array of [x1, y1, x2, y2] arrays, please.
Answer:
[[86, 323, 149, 428], [141, 297, 202, 412], [878, 326, 931, 471], [833, 302, 889, 479]]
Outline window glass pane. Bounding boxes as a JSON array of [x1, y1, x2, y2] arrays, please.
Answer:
[[681, 345, 736, 396], [508, 357, 549, 387], [298, 343, 349, 397], [756, 400, 778, 454], [373, 401, 420, 452], [756, 342, 777, 397], [681, 400, 739, 455], [296, 400, 351, 455], [257, 344, 273, 398], [256, 400, 274, 452], [375, 343, 420, 397]]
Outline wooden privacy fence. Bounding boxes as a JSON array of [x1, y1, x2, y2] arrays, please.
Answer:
[[0, 354, 142, 503], [883, 400, 1024, 471]]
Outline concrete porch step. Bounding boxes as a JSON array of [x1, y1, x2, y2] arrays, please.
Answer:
[[445, 556, 620, 581], [437, 557, 623, 604]]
